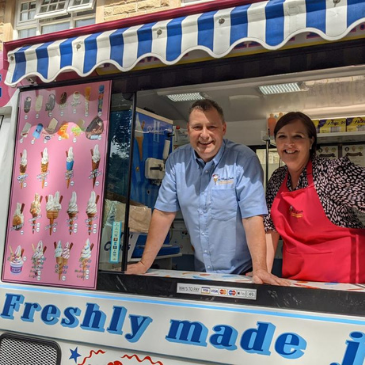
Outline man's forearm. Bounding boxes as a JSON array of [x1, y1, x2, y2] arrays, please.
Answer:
[[242, 216, 267, 272], [140, 209, 176, 270]]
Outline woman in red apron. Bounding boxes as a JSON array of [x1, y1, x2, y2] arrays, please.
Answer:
[[264, 112, 365, 283]]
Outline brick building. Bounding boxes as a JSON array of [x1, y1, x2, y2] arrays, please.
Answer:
[[0, 0, 211, 52]]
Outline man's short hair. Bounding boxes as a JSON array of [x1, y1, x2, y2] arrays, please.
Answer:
[[189, 99, 225, 122]]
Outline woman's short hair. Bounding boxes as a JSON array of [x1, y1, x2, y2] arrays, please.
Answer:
[[274, 111, 317, 159]]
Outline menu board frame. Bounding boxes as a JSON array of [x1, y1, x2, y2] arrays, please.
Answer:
[[2, 81, 111, 289]]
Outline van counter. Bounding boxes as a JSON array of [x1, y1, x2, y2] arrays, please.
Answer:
[[0, 270, 364, 364]]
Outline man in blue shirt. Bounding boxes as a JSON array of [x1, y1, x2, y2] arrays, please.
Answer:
[[127, 99, 287, 285]]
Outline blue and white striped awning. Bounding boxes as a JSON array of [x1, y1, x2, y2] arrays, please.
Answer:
[[5, 0, 365, 86]]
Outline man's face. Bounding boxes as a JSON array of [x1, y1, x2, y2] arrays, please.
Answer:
[[188, 107, 226, 162]]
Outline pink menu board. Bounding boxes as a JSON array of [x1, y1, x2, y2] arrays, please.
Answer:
[[2, 81, 111, 289]]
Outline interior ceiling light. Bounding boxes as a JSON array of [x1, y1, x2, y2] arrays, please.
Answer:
[[259, 83, 303, 95], [166, 92, 205, 102]]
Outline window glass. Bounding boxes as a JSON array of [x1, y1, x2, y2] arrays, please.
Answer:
[[75, 17, 95, 27], [99, 93, 134, 272], [18, 27, 37, 39], [15, 0, 96, 38], [181, 0, 214, 6], [39, 0, 68, 14], [19, 1, 36, 22], [70, 0, 93, 6], [41, 21, 70, 34]]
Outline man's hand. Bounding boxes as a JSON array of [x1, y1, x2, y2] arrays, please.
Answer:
[[126, 261, 149, 275], [251, 269, 291, 286]]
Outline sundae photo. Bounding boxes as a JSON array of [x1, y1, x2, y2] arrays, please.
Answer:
[[10, 245, 24, 275]]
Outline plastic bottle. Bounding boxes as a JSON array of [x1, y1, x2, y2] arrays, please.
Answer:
[[267, 113, 277, 136]]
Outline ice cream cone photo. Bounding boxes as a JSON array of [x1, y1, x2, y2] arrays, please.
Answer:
[[40, 148, 49, 189], [86, 192, 99, 235], [30, 194, 42, 234], [54, 241, 63, 278], [31, 241, 46, 277], [67, 192, 78, 235], [12, 203, 25, 231], [90, 145, 100, 188], [46, 192, 62, 235], [59, 242, 73, 280], [80, 239, 94, 280], [65, 147, 74, 188], [19, 150, 27, 188]]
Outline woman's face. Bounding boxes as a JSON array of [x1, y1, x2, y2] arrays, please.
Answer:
[[275, 119, 314, 173]]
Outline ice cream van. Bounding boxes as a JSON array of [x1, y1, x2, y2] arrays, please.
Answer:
[[0, 1, 365, 364]]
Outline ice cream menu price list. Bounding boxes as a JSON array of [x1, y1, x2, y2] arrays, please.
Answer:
[[3, 81, 111, 289]]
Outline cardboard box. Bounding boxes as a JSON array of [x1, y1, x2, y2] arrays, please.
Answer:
[[346, 117, 365, 132], [99, 194, 151, 270], [318, 118, 346, 133], [312, 120, 320, 133]]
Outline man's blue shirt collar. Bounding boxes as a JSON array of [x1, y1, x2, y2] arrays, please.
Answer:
[[193, 139, 226, 169]]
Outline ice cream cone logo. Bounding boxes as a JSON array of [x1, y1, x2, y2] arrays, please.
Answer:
[[65, 147, 74, 188], [135, 114, 145, 160], [67, 192, 78, 235], [19, 150, 28, 188], [86, 191, 99, 235], [212, 174, 219, 184], [79, 239, 94, 280], [12, 203, 25, 231], [39, 148, 49, 188], [29, 193, 42, 234], [46, 192, 63, 235], [31, 241, 47, 279], [90, 145, 101, 188]]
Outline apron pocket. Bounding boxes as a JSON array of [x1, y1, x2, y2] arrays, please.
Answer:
[[283, 249, 334, 282]]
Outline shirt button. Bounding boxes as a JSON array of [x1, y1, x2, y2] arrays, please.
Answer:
[[204, 250, 208, 253], [205, 170, 209, 174], [207, 266, 211, 269]]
